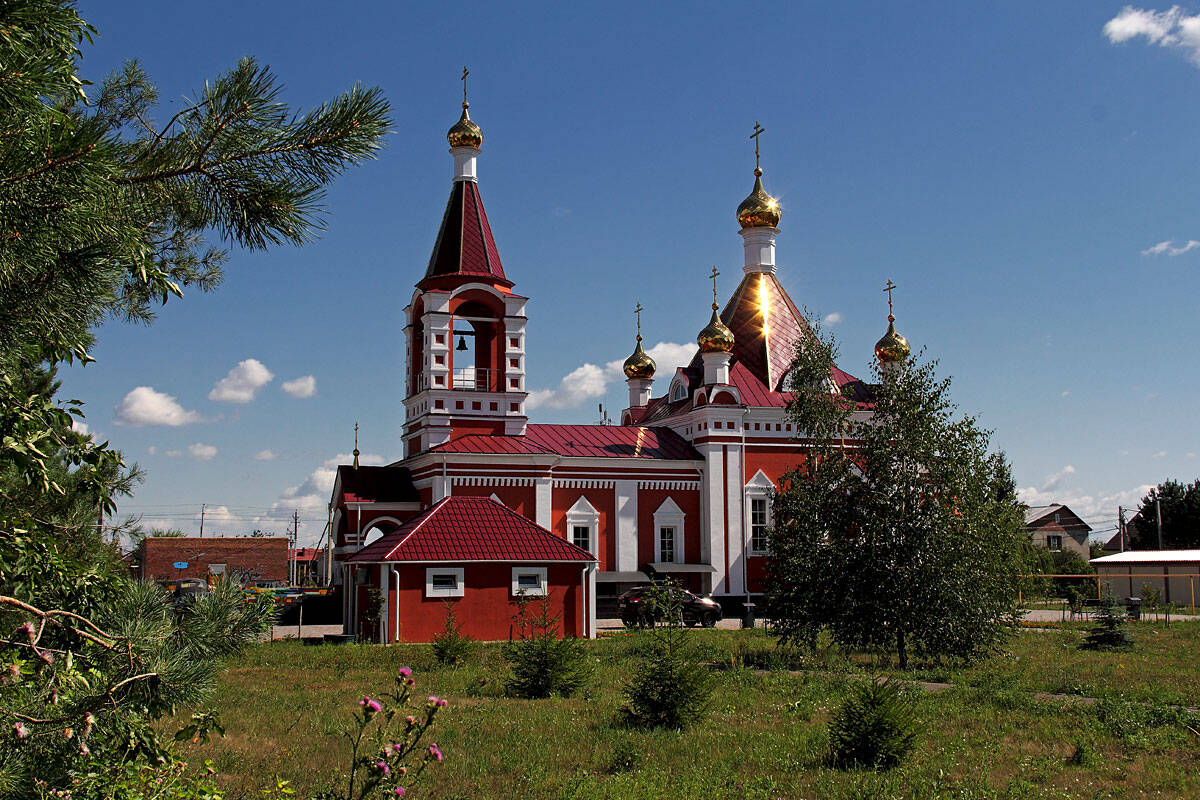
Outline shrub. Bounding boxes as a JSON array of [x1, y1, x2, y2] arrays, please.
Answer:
[[1080, 592, 1133, 651], [826, 679, 917, 770], [604, 736, 646, 774], [504, 592, 590, 699], [430, 603, 475, 667], [621, 586, 714, 729], [734, 641, 808, 671]]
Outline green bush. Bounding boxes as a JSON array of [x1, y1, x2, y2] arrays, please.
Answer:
[[503, 593, 590, 699], [734, 640, 808, 671], [430, 602, 475, 667], [621, 586, 714, 729], [826, 679, 918, 770]]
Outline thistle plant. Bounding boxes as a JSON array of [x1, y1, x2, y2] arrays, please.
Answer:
[[325, 668, 446, 800]]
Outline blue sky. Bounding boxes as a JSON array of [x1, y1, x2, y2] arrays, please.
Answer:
[[60, 1, 1200, 544]]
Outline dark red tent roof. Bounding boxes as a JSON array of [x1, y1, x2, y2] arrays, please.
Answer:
[[421, 180, 510, 289], [347, 496, 596, 563]]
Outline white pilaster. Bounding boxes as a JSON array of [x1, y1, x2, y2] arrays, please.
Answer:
[[740, 226, 778, 274], [726, 440, 746, 597], [379, 564, 390, 644], [451, 146, 478, 182], [615, 480, 638, 572], [535, 477, 553, 529], [698, 444, 726, 593], [702, 352, 732, 385]]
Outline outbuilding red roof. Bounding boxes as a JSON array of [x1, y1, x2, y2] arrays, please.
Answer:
[[347, 496, 596, 563], [430, 423, 700, 460]]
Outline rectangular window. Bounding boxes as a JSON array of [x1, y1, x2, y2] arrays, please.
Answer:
[[659, 526, 676, 563], [426, 567, 465, 598], [1047, 535, 1063, 551], [750, 498, 770, 553], [572, 525, 591, 552], [511, 566, 547, 596]]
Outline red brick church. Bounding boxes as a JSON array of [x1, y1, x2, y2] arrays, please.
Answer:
[[332, 94, 911, 643]]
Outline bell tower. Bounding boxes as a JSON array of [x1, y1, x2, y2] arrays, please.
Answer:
[[402, 73, 528, 457]]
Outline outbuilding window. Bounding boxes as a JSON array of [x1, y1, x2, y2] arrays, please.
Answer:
[[426, 567, 465, 598], [511, 566, 547, 597], [1047, 535, 1063, 551]]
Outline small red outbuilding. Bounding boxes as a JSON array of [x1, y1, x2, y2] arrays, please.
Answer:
[[345, 496, 597, 643]]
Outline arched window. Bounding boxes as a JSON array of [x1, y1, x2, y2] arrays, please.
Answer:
[[670, 378, 688, 402]]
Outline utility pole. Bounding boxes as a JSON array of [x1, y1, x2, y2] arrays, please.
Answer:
[[291, 510, 300, 586], [199, 503, 206, 538], [1118, 505, 1126, 553], [1155, 492, 1164, 550]]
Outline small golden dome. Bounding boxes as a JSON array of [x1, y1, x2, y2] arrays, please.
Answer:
[[697, 307, 735, 353], [736, 168, 781, 229], [623, 338, 656, 379], [447, 102, 482, 148], [874, 317, 910, 364]]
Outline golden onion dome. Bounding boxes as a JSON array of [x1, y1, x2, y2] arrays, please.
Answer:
[[447, 102, 483, 148], [697, 307, 735, 353], [874, 317, 910, 364], [736, 168, 781, 229], [622, 338, 656, 380]]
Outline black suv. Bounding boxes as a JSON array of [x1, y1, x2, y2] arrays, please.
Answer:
[[617, 586, 722, 628]]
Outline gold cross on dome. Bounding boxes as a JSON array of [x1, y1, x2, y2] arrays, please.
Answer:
[[634, 302, 644, 340], [750, 121, 765, 170], [882, 279, 898, 317], [709, 266, 721, 308], [461, 66, 469, 104]]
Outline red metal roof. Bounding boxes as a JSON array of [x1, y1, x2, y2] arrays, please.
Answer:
[[431, 423, 700, 460], [422, 181, 510, 288], [347, 496, 596, 563]]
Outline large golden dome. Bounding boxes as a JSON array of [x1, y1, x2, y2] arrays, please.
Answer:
[[697, 307, 735, 353], [874, 317, 910, 364], [736, 168, 781, 229], [447, 103, 483, 148], [622, 339, 656, 379]]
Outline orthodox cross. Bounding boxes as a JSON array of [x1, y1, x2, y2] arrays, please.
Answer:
[[750, 121, 765, 171], [352, 421, 360, 469], [882, 279, 898, 318], [461, 66, 469, 104], [709, 266, 720, 308], [634, 302, 644, 341]]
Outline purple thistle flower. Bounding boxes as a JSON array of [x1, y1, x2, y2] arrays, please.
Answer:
[[428, 744, 443, 762], [375, 761, 390, 775], [13, 721, 27, 739], [360, 696, 382, 713], [20, 622, 35, 641], [399, 667, 412, 678], [427, 696, 439, 705], [393, 788, 406, 797]]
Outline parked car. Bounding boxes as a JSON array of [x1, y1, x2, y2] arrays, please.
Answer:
[[164, 578, 210, 608], [618, 586, 722, 628]]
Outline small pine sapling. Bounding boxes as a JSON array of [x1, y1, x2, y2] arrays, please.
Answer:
[[1080, 592, 1134, 651], [826, 678, 918, 770], [430, 602, 475, 667], [503, 591, 590, 698]]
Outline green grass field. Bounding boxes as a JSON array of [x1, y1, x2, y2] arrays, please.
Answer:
[[174, 623, 1200, 799]]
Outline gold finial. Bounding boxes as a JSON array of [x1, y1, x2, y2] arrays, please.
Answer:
[[623, 301, 656, 379], [352, 421, 360, 470], [874, 280, 910, 364], [750, 121, 765, 174], [882, 279, 898, 321], [447, 67, 483, 148], [698, 268, 735, 353]]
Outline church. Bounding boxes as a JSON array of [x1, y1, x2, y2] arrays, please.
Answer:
[[330, 90, 911, 643]]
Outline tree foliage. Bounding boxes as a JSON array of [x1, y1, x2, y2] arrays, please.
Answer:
[[765, 325, 1026, 668], [1129, 479, 1200, 550]]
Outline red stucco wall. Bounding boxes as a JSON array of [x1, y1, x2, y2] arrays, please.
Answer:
[[385, 562, 585, 643], [551, 487, 615, 570]]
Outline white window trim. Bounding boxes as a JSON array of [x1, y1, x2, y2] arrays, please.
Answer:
[[511, 566, 548, 597], [653, 497, 686, 563], [425, 567, 465, 598], [745, 469, 776, 556], [669, 377, 688, 402], [565, 496, 599, 558]]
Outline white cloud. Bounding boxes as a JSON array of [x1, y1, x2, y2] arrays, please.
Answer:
[[1018, 472, 1155, 532], [71, 419, 89, 436], [1153, 450, 1167, 459], [209, 358, 274, 403], [823, 312, 843, 326], [265, 451, 386, 544], [1142, 239, 1200, 256], [1037, 465, 1077, 493], [254, 449, 278, 461], [1105, 6, 1200, 65], [147, 445, 157, 455], [1060, 390, 1070, 398], [187, 443, 218, 461], [527, 341, 699, 411], [1188, 452, 1197, 458], [281, 375, 317, 398], [115, 386, 203, 427], [164, 449, 182, 458]]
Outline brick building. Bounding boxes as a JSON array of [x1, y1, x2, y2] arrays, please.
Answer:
[[140, 537, 289, 586]]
